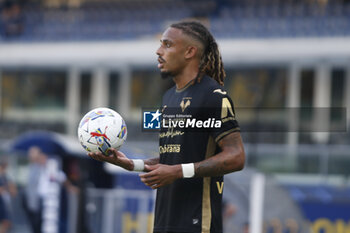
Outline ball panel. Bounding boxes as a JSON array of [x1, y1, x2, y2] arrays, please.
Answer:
[[78, 107, 127, 154]]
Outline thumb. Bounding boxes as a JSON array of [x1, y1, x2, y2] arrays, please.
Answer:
[[144, 164, 158, 172], [108, 148, 125, 158]]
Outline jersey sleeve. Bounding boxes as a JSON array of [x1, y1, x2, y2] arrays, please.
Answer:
[[205, 89, 240, 143]]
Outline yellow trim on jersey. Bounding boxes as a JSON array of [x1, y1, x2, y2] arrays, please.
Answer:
[[201, 136, 216, 233], [175, 79, 195, 93], [214, 127, 240, 143], [202, 177, 211, 233]]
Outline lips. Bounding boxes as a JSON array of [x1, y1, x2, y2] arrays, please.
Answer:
[[158, 57, 165, 69]]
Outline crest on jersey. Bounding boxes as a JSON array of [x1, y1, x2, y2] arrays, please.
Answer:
[[180, 97, 192, 112]]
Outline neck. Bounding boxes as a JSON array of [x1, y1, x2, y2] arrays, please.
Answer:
[[173, 75, 197, 90], [173, 64, 200, 89]]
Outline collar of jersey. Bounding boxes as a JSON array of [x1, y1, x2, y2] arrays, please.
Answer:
[[175, 79, 195, 93]]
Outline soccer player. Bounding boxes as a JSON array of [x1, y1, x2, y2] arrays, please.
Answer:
[[88, 21, 245, 233]]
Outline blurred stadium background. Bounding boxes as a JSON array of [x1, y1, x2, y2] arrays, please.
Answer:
[[0, 0, 350, 232]]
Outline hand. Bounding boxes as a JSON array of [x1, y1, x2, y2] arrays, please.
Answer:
[[88, 148, 133, 171], [139, 164, 182, 189], [65, 181, 80, 195], [69, 186, 80, 194]]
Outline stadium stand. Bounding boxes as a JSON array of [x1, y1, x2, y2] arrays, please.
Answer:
[[1, 0, 350, 41]]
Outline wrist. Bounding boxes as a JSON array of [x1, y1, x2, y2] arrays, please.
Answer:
[[181, 163, 195, 178], [131, 159, 144, 172], [174, 164, 184, 179]]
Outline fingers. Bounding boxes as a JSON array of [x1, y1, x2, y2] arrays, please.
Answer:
[[140, 169, 159, 188], [88, 148, 119, 160], [139, 166, 159, 178], [107, 148, 127, 160], [144, 164, 151, 172], [140, 175, 159, 187], [88, 151, 113, 163], [139, 166, 166, 189], [149, 183, 161, 189], [143, 180, 162, 189], [115, 149, 126, 157], [144, 164, 159, 172], [87, 152, 104, 161], [139, 170, 156, 180], [108, 148, 119, 156]]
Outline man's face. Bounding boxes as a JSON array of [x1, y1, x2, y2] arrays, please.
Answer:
[[156, 27, 188, 78]]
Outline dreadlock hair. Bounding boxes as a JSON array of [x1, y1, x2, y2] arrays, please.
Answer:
[[170, 21, 226, 86]]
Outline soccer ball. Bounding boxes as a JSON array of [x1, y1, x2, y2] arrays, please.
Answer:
[[77, 107, 127, 155]]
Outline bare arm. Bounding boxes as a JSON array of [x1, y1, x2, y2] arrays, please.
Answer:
[[63, 179, 79, 194], [8, 182, 17, 197], [140, 131, 245, 189], [195, 131, 245, 177], [144, 157, 160, 166], [88, 148, 159, 171]]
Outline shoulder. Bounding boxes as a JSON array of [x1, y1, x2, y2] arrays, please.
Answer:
[[198, 76, 227, 94], [199, 76, 231, 104]]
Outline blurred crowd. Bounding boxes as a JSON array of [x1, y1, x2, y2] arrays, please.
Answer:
[[0, 146, 78, 233], [0, 159, 17, 233], [2, 0, 350, 41], [0, 0, 23, 37]]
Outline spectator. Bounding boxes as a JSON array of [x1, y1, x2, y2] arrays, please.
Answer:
[[0, 160, 17, 233], [243, 222, 250, 233], [23, 146, 78, 233], [22, 146, 43, 233]]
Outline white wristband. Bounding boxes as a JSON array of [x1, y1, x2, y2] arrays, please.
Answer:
[[181, 163, 195, 178], [132, 159, 144, 172]]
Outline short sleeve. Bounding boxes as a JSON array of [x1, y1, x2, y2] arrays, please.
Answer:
[[205, 89, 240, 143]]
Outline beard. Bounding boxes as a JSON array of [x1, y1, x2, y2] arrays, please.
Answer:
[[160, 71, 174, 79]]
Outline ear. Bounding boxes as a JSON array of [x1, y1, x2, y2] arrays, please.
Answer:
[[184, 46, 198, 59]]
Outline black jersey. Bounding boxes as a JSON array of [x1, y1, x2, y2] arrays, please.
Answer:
[[154, 76, 240, 233]]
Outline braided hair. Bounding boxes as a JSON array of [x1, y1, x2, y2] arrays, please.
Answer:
[[170, 21, 226, 86]]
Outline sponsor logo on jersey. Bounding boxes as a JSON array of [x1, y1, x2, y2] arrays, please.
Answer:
[[159, 128, 184, 138], [159, 144, 181, 154]]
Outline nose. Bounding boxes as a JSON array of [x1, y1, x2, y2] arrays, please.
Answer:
[[156, 46, 163, 56]]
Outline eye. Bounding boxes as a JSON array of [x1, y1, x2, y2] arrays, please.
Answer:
[[160, 40, 171, 48], [165, 42, 171, 48]]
